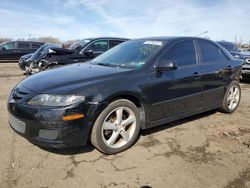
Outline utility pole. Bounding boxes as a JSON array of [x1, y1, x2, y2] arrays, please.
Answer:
[[234, 35, 237, 44]]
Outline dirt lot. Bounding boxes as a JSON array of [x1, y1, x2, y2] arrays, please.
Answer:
[[0, 63, 249, 188]]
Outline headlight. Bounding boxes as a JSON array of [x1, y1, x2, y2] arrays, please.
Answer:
[[28, 94, 85, 106]]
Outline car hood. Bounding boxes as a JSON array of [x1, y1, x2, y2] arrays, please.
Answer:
[[240, 51, 250, 57], [20, 63, 131, 94]]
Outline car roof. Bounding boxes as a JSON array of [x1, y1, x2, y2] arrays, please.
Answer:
[[0, 41, 44, 45], [217, 41, 235, 44], [132, 36, 214, 42], [82, 37, 129, 41]]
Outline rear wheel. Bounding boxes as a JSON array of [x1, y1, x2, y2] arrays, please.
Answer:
[[91, 99, 141, 154], [220, 81, 241, 113]]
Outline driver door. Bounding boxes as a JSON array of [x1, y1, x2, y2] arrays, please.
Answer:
[[148, 39, 202, 122]]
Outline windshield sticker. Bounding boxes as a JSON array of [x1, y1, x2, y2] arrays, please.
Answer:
[[144, 41, 163, 46], [84, 40, 91, 43]]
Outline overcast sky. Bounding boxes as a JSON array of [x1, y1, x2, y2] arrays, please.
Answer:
[[0, 0, 249, 42]]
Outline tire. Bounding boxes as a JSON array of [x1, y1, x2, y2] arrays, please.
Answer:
[[220, 80, 241, 113], [91, 99, 141, 154]]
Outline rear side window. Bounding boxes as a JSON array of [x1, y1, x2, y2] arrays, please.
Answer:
[[32, 43, 42, 49], [160, 40, 196, 66], [109, 40, 125, 49], [198, 40, 224, 63], [17, 42, 30, 49]]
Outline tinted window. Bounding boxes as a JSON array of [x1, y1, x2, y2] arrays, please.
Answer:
[[2, 42, 15, 49], [198, 40, 222, 63], [17, 42, 30, 49], [160, 40, 196, 66], [109, 40, 124, 48], [32, 43, 42, 49], [86, 40, 109, 53]]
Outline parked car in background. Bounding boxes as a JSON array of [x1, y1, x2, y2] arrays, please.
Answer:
[[8, 37, 243, 154], [0, 41, 44, 62], [27, 37, 128, 75], [18, 43, 60, 73], [217, 41, 250, 80]]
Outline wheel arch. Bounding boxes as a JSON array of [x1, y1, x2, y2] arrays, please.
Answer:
[[104, 93, 147, 129]]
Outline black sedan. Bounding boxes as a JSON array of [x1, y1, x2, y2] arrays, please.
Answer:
[[8, 37, 243, 154], [27, 37, 128, 74]]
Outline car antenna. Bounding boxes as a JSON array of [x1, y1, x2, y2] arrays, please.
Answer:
[[196, 31, 208, 37]]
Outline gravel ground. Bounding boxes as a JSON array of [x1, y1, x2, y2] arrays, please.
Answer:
[[0, 63, 249, 188]]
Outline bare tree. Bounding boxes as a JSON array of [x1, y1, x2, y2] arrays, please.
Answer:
[[0, 37, 12, 43]]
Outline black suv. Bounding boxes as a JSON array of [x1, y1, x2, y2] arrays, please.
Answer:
[[0, 41, 44, 62], [8, 37, 243, 154], [27, 37, 128, 74]]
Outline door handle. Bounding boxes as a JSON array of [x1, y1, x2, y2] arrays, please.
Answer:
[[193, 72, 200, 78]]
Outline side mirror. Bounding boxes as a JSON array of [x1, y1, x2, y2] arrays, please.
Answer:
[[155, 60, 177, 72], [84, 49, 94, 57]]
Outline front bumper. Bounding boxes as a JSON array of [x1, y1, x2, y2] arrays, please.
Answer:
[[18, 59, 25, 70], [242, 63, 250, 77], [7, 87, 102, 148]]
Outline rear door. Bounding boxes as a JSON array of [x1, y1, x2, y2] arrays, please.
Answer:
[[149, 39, 202, 122], [196, 39, 232, 107]]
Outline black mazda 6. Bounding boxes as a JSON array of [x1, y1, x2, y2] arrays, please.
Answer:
[[8, 37, 243, 154]]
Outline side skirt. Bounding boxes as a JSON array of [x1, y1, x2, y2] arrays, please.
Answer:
[[143, 104, 220, 129]]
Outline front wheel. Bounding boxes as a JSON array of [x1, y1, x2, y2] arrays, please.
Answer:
[[90, 99, 141, 154], [220, 81, 241, 113]]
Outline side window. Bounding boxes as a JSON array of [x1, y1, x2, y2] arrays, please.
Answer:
[[109, 40, 125, 49], [32, 43, 42, 49], [17, 42, 30, 49], [160, 40, 196, 67], [198, 40, 222, 63], [2, 42, 15, 50], [86, 40, 108, 53]]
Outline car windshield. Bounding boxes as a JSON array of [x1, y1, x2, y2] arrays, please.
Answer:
[[218, 42, 236, 51], [91, 40, 165, 69], [69, 39, 92, 51]]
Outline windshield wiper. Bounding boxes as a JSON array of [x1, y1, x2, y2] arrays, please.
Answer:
[[94, 62, 120, 68]]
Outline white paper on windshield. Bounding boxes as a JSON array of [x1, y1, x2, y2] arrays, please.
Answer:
[[144, 41, 163, 46], [84, 40, 91, 43]]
